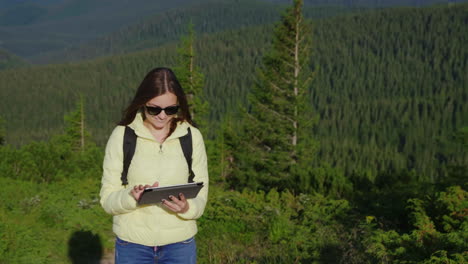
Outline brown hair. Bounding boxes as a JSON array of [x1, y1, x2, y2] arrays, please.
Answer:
[[119, 67, 194, 134]]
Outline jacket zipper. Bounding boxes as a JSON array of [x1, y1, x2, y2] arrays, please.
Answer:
[[159, 144, 163, 154]]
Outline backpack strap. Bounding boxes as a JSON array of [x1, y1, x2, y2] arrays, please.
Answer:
[[121, 126, 137, 186], [179, 127, 195, 183]]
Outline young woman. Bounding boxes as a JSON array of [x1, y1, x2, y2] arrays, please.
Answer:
[[100, 67, 209, 264]]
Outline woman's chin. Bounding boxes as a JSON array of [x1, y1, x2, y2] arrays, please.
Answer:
[[153, 121, 171, 130]]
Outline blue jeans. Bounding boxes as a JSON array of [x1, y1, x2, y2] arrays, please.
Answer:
[[115, 236, 196, 264]]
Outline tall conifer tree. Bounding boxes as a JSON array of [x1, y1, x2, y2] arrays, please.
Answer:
[[175, 22, 208, 128], [227, 0, 315, 191], [63, 96, 89, 152]]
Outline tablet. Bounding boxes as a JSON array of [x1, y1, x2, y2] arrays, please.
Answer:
[[138, 182, 204, 205]]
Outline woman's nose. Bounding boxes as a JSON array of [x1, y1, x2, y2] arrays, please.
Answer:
[[158, 110, 167, 118]]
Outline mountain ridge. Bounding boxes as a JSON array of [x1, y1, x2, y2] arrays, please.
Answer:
[[2, 0, 467, 63]]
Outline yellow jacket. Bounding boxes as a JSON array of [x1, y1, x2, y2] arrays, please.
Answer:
[[100, 113, 209, 246]]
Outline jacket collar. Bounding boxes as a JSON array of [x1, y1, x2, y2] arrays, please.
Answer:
[[128, 112, 190, 141]]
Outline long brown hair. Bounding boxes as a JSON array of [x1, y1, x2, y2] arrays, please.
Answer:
[[119, 67, 195, 134]]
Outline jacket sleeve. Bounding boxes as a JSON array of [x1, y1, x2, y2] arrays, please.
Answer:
[[177, 127, 209, 220], [99, 126, 138, 215]]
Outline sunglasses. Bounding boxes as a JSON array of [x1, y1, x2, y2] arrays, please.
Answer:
[[145, 105, 179, 116]]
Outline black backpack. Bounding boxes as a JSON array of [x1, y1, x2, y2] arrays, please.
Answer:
[[120, 126, 195, 186]]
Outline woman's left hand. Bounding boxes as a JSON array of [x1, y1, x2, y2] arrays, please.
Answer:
[[162, 193, 189, 213]]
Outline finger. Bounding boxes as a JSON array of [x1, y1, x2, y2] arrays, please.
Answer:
[[169, 195, 180, 202], [169, 195, 184, 207], [131, 189, 140, 200], [152, 182, 159, 187], [178, 193, 186, 202], [176, 193, 189, 213], [169, 195, 189, 212], [162, 199, 179, 211]]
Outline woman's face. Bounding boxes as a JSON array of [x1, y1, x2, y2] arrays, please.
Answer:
[[144, 92, 178, 131]]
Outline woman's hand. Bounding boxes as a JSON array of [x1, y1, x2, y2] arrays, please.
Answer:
[[131, 182, 159, 201], [162, 193, 189, 213]]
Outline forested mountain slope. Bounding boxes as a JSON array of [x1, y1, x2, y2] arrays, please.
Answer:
[[0, 0, 220, 60], [0, 48, 28, 70], [0, 3, 466, 181], [4, 0, 461, 63], [310, 3, 467, 179], [263, 0, 468, 7], [30, 0, 283, 64], [31, 1, 362, 64]]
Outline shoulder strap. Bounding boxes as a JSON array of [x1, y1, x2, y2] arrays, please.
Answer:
[[179, 127, 195, 183], [121, 126, 137, 186]]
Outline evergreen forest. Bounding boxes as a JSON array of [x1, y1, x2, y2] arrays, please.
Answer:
[[0, 0, 466, 263]]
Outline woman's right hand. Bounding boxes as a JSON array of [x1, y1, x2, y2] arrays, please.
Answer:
[[131, 181, 159, 201]]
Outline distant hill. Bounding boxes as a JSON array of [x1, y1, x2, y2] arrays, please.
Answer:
[[2, 0, 467, 63], [0, 0, 216, 59], [34, 1, 363, 64], [0, 48, 28, 70], [263, 0, 467, 6]]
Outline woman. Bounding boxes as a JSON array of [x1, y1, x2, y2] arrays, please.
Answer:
[[100, 67, 209, 264]]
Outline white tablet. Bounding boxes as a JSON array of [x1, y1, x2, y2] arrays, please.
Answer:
[[138, 182, 204, 205]]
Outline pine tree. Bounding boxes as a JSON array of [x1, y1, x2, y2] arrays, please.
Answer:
[[62, 96, 90, 152], [174, 22, 208, 129], [227, 0, 315, 191]]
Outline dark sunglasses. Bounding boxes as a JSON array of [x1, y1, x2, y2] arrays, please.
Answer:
[[145, 105, 179, 116]]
